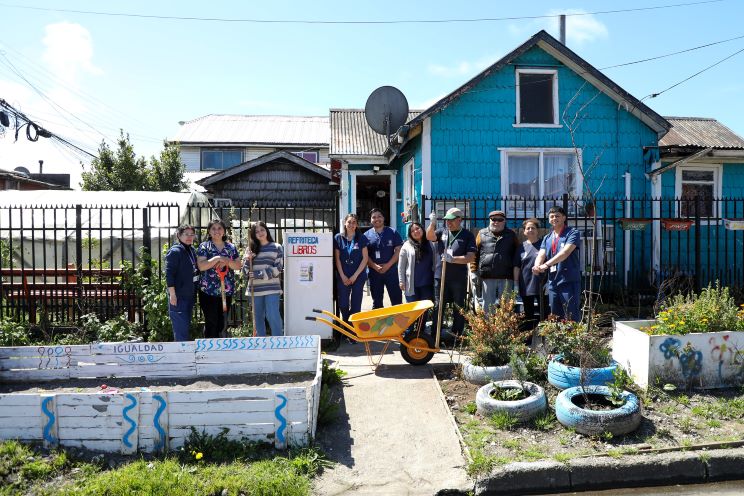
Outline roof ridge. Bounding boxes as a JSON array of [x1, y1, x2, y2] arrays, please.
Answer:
[[664, 116, 716, 121]]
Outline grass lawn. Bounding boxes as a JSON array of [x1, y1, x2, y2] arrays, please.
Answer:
[[0, 436, 329, 496]]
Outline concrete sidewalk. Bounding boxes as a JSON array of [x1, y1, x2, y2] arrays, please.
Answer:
[[313, 340, 472, 495]]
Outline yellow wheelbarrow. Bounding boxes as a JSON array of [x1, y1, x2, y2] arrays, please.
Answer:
[[306, 300, 439, 367]]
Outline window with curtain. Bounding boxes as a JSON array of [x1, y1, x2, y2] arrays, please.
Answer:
[[678, 167, 719, 218], [502, 149, 580, 216]]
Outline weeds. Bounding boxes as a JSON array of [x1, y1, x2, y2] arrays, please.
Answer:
[[489, 411, 518, 430], [501, 439, 521, 450], [532, 411, 556, 431], [553, 452, 572, 463], [464, 402, 477, 415], [678, 417, 697, 434]]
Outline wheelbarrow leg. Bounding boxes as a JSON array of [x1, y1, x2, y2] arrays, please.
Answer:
[[364, 341, 391, 370]]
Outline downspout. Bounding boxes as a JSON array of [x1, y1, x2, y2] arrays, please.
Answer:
[[624, 172, 631, 287], [651, 167, 662, 284]]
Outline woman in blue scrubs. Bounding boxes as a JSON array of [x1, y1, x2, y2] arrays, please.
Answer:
[[334, 213, 369, 323]]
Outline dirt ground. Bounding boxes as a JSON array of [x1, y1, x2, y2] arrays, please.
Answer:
[[0, 372, 315, 394], [435, 364, 744, 469]]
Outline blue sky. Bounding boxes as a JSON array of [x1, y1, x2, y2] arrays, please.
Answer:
[[0, 0, 742, 187]]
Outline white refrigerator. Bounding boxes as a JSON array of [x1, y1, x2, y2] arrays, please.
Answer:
[[283, 231, 334, 338]]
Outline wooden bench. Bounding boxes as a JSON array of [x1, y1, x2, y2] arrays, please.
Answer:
[[0, 267, 138, 324]]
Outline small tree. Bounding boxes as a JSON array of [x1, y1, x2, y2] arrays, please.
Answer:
[[81, 131, 187, 192]]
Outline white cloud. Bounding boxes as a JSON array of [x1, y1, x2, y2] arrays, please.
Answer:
[[42, 22, 102, 86]]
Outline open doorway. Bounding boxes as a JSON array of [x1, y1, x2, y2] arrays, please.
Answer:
[[355, 175, 391, 231]]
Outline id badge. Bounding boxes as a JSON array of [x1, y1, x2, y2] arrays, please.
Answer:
[[375, 250, 381, 260], [447, 248, 454, 257], [193, 274, 200, 282], [550, 265, 557, 273]]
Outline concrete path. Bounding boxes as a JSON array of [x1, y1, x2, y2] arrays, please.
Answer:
[[313, 340, 472, 496]]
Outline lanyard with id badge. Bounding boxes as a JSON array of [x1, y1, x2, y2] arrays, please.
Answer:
[[549, 227, 566, 273], [343, 236, 357, 266], [187, 246, 199, 282]]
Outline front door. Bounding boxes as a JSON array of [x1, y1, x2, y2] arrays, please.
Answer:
[[355, 175, 391, 230]]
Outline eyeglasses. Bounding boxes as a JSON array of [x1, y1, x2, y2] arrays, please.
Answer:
[[181, 233, 197, 237], [490, 217, 506, 222]]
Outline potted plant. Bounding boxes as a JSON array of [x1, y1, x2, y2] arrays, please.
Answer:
[[539, 314, 618, 390], [475, 350, 548, 422], [460, 294, 529, 385], [614, 283, 744, 389]]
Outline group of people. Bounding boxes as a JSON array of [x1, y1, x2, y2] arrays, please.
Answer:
[[164, 205, 582, 342], [335, 206, 582, 341], [165, 219, 285, 341]]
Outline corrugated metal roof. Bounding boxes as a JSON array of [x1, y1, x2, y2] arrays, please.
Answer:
[[330, 109, 422, 156], [171, 114, 329, 145], [660, 117, 744, 149]]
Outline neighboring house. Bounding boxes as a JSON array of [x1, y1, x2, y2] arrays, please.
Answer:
[[196, 150, 337, 207], [169, 114, 332, 197], [0, 167, 68, 190]]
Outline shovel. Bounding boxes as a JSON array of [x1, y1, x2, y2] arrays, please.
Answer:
[[215, 264, 228, 313]]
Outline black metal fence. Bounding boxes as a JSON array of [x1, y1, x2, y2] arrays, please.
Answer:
[[422, 194, 744, 296], [0, 202, 338, 326]]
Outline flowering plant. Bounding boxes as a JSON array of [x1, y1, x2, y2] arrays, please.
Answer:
[[463, 294, 529, 366], [644, 283, 742, 335], [538, 315, 612, 368]]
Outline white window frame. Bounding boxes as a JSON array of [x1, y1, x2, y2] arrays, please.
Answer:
[[402, 158, 415, 212], [674, 163, 722, 222], [499, 147, 583, 217], [514, 68, 561, 128], [293, 150, 319, 163], [200, 148, 244, 171]]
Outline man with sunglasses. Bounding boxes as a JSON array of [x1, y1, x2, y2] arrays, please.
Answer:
[[475, 210, 519, 314]]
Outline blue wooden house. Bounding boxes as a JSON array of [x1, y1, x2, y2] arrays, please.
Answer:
[[330, 30, 744, 288]]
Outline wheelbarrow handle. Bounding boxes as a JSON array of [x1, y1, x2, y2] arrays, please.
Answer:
[[312, 308, 323, 313], [305, 316, 317, 321]]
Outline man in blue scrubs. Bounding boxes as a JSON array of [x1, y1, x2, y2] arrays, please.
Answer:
[[365, 208, 403, 308], [532, 206, 582, 321]]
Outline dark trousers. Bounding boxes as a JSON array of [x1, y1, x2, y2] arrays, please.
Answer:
[[369, 268, 403, 309], [548, 282, 581, 322], [406, 284, 435, 331], [169, 300, 194, 342], [199, 292, 231, 339], [521, 294, 540, 331], [434, 275, 467, 336], [336, 275, 366, 323]]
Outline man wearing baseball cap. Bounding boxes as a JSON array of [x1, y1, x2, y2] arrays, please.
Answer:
[[475, 210, 519, 314], [427, 207, 476, 340]]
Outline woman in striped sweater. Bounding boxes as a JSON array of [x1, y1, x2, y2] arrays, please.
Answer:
[[243, 221, 284, 336]]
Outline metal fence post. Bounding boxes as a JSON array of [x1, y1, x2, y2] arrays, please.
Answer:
[[75, 205, 83, 321], [694, 196, 701, 292]]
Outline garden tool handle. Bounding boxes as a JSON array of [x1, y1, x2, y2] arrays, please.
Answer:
[[216, 265, 228, 313]]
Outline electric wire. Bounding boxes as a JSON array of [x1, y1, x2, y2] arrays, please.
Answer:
[[0, 0, 724, 24]]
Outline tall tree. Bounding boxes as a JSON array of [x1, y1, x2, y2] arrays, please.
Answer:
[[81, 131, 187, 192]]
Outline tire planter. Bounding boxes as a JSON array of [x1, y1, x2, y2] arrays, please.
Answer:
[[475, 380, 547, 422], [555, 385, 642, 436], [461, 356, 512, 385], [547, 354, 618, 390]]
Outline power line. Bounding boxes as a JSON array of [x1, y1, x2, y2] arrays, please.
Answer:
[[0, 0, 725, 25]]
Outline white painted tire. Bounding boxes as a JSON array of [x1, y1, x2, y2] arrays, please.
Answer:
[[475, 380, 548, 422], [462, 357, 512, 385]]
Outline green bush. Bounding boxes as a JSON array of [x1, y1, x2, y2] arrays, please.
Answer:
[[463, 294, 529, 366], [539, 315, 612, 368], [645, 283, 741, 335], [120, 246, 171, 342], [0, 319, 30, 346], [80, 313, 141, 343]]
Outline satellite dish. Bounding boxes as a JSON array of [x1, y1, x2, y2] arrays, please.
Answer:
[[364, 86, 409, 136], [14, 166, 30, 176]]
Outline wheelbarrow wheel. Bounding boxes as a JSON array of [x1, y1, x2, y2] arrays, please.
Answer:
[[400, 333, 435, 366]]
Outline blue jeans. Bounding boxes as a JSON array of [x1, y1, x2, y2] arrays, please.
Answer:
[[369, 268, 402, 309], [548, 282, 581, 322], [337, 274, 367, 322], [254, 293, 283, 336], [169, 300, 194, 341]]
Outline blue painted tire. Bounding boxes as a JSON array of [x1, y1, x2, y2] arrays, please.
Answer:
[[462, 356, 512, 385], [555, 385, 642, 436], [475, 380, 548, 422], [547, 355, 618, 390]]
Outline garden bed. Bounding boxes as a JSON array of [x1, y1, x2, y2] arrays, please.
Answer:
[[0, 336, 322, 453], [435, 365, 744, 476], [614, 320, 744, 389]]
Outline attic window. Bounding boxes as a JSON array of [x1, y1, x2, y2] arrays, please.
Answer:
[[515, 69, 559, 127]]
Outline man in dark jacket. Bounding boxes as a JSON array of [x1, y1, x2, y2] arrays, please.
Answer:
[[475, 210, 519, 314]]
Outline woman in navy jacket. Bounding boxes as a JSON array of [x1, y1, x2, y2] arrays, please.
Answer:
[[165, 225, 199, 341]]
